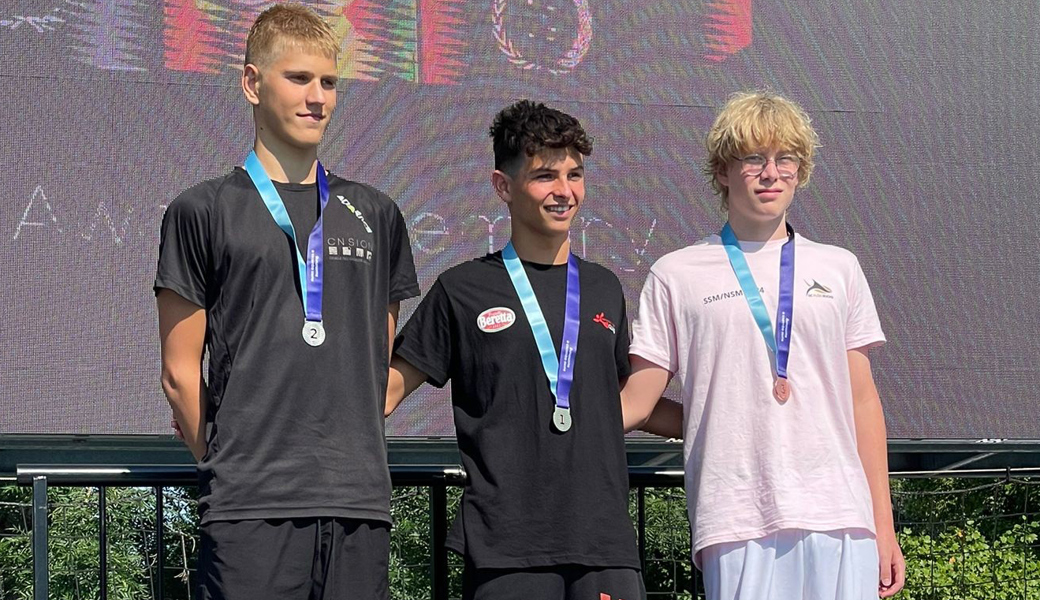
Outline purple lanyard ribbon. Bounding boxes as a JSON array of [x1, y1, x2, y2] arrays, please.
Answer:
[[502, 243, 581, 416], [244, 151, 330, 323], [720, 223, 795, 380]]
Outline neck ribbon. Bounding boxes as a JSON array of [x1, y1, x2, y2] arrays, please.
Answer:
[[720, 222, 796, 380], [244, 150, 330, 323], [501, 242, 581, 424]]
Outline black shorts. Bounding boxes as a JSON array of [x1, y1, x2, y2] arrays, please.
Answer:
[[463, 564, 647, 600], [198, 517, 390, 600]]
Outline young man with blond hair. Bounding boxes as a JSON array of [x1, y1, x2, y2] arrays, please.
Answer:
[[622, 91, 905, 599], [155, 5, 418, 598]]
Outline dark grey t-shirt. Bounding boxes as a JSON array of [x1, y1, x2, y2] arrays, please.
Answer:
[[394, 253, 639, 569], [155, 167, 419, 524]]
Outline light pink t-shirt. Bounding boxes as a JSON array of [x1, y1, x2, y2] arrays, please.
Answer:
[[630, 233, 885, 562]]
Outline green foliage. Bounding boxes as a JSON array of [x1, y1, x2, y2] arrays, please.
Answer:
[[893, 478, 1040, 600], [1, 479, 1038, 600], [0, 486, 153, 600], [388, 486, 464, 600], [0, 486, 32, 600], [633, 487, 698, 598]]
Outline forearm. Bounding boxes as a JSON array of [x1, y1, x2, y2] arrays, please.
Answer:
[[162, 368, 208, 461], [620, 389, 653, 432], [157, 289, 208, 462], [855, 394, 894, 532], [620, 356, 674, 433], [385, 354, 428, 417], [385, 357, 408, 417], [638, 397, 683, 438]]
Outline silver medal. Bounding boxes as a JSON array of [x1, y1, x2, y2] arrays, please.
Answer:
[[302, 321, 326, 347], [552, 407, 572, 432]]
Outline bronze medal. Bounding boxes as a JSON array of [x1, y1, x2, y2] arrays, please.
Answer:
[[773, 377, 791, 402]]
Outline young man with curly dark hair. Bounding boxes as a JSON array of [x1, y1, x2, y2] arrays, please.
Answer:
[[385, 100, 674, 600]]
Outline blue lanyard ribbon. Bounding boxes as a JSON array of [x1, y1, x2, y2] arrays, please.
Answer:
[[502, 242, 581, 411], [244, 151, 330, 323], [720, 223, 795, 379]]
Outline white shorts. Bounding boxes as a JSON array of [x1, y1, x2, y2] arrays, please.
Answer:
[[700, 528, 879, 600]]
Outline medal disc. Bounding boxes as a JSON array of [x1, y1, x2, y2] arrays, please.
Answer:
[[552, 407, 572, 432], [302, 321, 326, 347], [773, 377, 791, 402]]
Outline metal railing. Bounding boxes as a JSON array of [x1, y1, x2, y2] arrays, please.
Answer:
[[15, 464, 684, 600]]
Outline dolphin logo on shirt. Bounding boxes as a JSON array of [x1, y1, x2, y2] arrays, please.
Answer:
[[806, 280, 833, 298]]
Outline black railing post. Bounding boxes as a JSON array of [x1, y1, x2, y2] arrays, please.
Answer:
[[32, 475, 48, 600], [156, 486, 164, 600], [430, 482, 448, 600], [100, 485, 108, 600], [637, 486, 646, 573]]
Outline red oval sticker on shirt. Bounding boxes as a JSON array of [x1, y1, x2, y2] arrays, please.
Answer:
[[477, 307, 516, 333]]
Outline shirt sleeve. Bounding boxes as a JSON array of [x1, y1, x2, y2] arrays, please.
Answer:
[[845, 258, 886, 350], [629, 269, 679, 373], [393, 278, 453, 387], [154, 190, 211, 308], [386, 200, 420, 303]]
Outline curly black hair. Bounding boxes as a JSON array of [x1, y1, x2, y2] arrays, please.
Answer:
[[490, 100, 593, 174]]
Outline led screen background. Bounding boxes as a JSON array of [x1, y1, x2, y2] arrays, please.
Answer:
[[1, 1, 1037, 438]]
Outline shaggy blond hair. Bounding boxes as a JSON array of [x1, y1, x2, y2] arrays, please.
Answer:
[[245, 4, 338, 68], [705, 91, 820, 210]]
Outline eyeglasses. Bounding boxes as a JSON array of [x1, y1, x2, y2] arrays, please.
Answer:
[[739, 154, 800, 179]]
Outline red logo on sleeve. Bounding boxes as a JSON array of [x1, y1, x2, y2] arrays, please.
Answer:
[[593, 312, 616, 334]]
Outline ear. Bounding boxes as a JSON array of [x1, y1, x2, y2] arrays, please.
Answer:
[[242, 64, 261, 106], [715, 165, 729, 190], [491, 170, 512, 205]]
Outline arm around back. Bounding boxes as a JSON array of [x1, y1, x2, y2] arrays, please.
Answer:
[[384, 300, 429, 416], [385, 355, 429, 417], [621, 355, 682, 437]]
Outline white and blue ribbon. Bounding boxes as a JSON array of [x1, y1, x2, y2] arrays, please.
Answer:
[[720, 222, 795, 380], [244, 151, 330, 323], [502, 242, 581, 414]]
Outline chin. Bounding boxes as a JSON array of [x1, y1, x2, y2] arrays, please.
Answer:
[[537, 225, 571, 239], [750, 205, 788, 219], [289, 137, 323, 150]]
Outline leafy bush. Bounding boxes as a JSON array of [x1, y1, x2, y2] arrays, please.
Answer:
[[893, 478, 1040, 600], [2, 479, 1038, 599]]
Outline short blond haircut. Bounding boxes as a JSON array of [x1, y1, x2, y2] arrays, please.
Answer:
[[245, 4, 338, 69], [705, 91, 820, 210]]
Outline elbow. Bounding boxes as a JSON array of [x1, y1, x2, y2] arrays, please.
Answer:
[[621, 405, 650, 433], [627, 410, 651, 433], [384, 390, 402, 418], [160, 365, 193, 406]]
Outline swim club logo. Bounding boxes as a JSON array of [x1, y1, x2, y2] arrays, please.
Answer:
[[327, 237, 373, 262], [593, 312, 616, 334], [806, 280, 834, 298], [337, 195, 372, 234], [477, 307, 516, 333]]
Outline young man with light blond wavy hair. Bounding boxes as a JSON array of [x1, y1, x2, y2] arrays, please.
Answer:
[[622, 91, 905, 599], [155, 5, 418, 598]]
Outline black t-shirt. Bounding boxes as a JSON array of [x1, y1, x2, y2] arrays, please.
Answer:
[[394, 253, 640, 570], [155, 168, 419, 524]]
